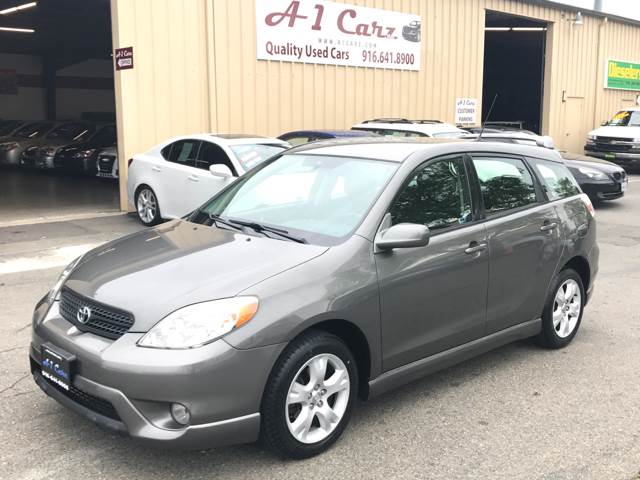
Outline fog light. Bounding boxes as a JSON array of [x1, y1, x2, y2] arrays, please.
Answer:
[[170, 403, 191, 426]]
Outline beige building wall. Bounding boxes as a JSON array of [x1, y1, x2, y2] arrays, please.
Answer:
[[111, 0, 640, 210]]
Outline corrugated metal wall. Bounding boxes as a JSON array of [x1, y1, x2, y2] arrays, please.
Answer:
[[111, 0, 640, 209]]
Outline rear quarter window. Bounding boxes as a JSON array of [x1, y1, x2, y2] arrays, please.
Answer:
[[529, 158, 581, 200]]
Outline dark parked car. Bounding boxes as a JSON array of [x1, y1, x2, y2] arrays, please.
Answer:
[[31, 138, 597, 458], [278, 129, 378, 146], [53, 124, 117, 175], [466, 132, 627, 203], [402, 20, 421, 42], [20, 122, 96, 169]]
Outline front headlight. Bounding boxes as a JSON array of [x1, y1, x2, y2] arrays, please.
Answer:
[[578, 167, 608, 180], [138, 296, 259, 349], [42, 146, 57, 156], [587, 135, 596, 142], [75, 148, 96, 158], [47, 255, 83, 303], [0, 142, 18, 151]]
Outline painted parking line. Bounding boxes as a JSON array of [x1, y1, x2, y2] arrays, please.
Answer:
[[0, 243, 98, 276]]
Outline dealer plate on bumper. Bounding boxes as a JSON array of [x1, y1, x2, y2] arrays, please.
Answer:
[[41, 343, 75, 391]]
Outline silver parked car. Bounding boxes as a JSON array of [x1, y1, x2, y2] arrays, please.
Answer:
[[0, 121, 56, 165], [30, 138, 598, 458], [20, 121, 96, 169]]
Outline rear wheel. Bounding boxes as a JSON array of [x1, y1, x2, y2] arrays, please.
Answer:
[[537, 269, 585, 348], [135, 186, 161, 226], [261, 331, 357, 459]]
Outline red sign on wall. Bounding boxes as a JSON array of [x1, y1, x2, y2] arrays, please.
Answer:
[[115, 47, 134, 71]]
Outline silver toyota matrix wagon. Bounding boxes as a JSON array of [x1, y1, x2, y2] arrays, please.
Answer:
[[30, 138, 598, 458]]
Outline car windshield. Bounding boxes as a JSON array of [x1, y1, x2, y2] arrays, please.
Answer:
[[608, 110, 640, 127], [194, 154, 398, 245], [0, 120, 22, 136], [230, 143, 289, 170], [12, 122, 53, 139], [46, 123, 95, 141]]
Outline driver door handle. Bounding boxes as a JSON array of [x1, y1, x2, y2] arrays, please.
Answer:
[[465, 242, 487, 255], [540, 222, 558, 232], [152, 166, 162, 172], [187, 175, 199, 182]]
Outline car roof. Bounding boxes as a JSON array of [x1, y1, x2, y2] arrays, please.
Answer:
[[279, 129, 377, 138], [284, 137, 564, 163], [156, 133, 288, 146]]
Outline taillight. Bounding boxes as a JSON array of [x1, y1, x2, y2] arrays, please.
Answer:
[[580, 193, 595, 218], [128, 158, 133, 168]]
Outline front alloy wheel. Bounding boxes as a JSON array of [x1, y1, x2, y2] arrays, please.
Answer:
[[262, 331, 357, 459]]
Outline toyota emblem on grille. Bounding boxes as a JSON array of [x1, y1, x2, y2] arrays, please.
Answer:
[[77, 306, 92, 324]]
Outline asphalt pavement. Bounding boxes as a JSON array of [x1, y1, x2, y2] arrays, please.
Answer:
[[1, 178, 639, 480]]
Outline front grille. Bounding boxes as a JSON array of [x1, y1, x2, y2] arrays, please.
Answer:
[[98, 155, 115, 173], [59, 288, 134, 340]]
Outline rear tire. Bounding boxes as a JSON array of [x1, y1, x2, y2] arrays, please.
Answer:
[[261, 330, 358, 459], [537, 268, 585, 349], [135, 186, 161, 226]]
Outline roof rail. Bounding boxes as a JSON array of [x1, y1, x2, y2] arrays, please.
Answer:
[[411, 119, 443, 124], [361, 118, 412, 124], [468, 133, 555, 149]]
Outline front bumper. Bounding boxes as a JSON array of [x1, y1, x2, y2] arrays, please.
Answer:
[[584, 146, 640, 166], [30, 299, 285, 449], [53, 155, 95, 174], [579, 180, 626, 201]]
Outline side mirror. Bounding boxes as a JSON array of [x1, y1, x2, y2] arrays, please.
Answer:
[[209, 163, 233, 178], [375, 223, 430, 251], [601, 121, 609, 126]]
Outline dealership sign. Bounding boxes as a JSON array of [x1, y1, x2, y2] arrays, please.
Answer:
[[115, 47, 134, 71], [256, 0, 421, 71], [605, 59, 640, 91], [455, 98, 478, 125]]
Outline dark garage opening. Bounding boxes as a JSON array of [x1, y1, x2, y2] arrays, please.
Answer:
[[482, 11, 547, 134], [0, 0, 118, 226]]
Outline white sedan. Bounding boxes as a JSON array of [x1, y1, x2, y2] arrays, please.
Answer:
[[127, 134, 290, 225]]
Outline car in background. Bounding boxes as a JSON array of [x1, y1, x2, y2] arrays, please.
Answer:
[[127, 134, 290, 226], [352, 118, 468, 138], [585, 108, 640, 169], [53, 124, 117, 175], [20, 122, 96, 169], [0, 121, 56, 166], [278, 129, 379, 146], [465, 131, 628, 203], [31, 137, 598, 458], [96, 146, 118, 179], [402, 20, 421, 42], [0, 120, 26, 139]]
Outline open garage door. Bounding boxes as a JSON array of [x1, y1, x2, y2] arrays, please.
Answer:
[[482, 11, 548, 134], [0, 0, 119, 226]]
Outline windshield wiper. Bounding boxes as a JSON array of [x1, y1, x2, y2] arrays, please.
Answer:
[[227, 218, 307, 244], [208, 213, 243, 231]]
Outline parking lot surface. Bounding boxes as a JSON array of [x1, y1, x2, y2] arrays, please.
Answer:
[[1, 178, 639, 480]]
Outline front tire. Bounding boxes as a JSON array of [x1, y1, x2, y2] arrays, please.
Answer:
[[537, 268, 585, 349], [261, 330, 358, 459], [135, 186, 161, 226]]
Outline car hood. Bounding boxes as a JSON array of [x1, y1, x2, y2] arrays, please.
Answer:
[[561, 152, 624, 173], [64, 220, 328, 332], [588, 125, 640, 138]]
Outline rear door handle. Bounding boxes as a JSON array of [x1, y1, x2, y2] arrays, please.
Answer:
[[152, 166, 162, 172], [187, 175, 199, 182], [540, 222, 558, 232], [465, 242, 487, 254]]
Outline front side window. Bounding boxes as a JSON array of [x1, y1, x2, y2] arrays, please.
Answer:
[[197, 141, 236, 174], [472, 156, 537, 215], [197, 154, 398, 244], [91, 125, 117, 145], [230, 143, 288, 170], [167, 140, 200, 167], [530, 159, 581, 200], [390, 156, 473, 231]]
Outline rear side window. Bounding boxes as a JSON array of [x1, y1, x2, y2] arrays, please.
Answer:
[[281, 135, 311, 146], [167, 140, 200, 167], [530, 158, 581, 200], [471, 156, 537, 216]]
